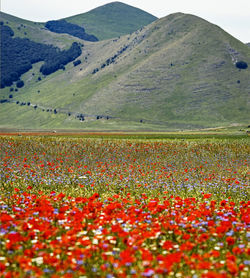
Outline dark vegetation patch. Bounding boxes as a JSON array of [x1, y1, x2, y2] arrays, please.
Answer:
[[0, 23, 82, 88], [0, 99, 9, 103], [235, 61, 248, 70], [16, 80, 24, 88], [92, 45, 129, 74], [45, 20, 98, 42], [73, 60, 81, 67]]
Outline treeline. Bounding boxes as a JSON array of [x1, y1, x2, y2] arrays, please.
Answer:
[[0, 23, 82, 88], [45, 20, 98, 42]]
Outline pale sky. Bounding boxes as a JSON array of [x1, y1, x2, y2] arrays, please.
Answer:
[[1, 0, 250, 43]]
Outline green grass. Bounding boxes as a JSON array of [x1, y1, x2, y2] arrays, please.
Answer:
[[33, 133, 250, 140]]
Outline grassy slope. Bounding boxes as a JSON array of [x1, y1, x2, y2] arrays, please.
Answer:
[[90, 14, 250, 127], [65, 2, 157, 40], [0, 13, 249, 131], [0, 12, 82, 49]]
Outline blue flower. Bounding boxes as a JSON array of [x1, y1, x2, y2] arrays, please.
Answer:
[[142, 269, 154, 277]]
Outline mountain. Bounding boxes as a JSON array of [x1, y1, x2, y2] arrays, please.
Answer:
[[0, 11, 249, 131], [65, 2, 158, 40], [247, 43, 250, 47]]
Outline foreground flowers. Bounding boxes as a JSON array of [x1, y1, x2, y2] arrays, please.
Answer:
[[0, 136, 249, 277], [0, 191, 249, 277]]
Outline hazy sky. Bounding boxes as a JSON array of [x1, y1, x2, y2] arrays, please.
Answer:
[[1, 0, 250, 43]]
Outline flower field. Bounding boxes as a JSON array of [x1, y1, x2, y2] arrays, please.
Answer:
[[0, 136, 249, 277]]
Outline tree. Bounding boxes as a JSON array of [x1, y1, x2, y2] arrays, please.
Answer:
[[16, 80, 24, 88], [73, 60, 81, 67], [236, 61, 248, 70]]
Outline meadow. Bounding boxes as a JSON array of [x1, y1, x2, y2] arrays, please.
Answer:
[[0, 135, 249, 277]]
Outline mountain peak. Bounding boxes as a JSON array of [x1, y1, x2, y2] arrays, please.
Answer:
[[65, 2, 157, 40]]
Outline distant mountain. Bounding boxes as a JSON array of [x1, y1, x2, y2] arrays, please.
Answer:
[[247, 43, 250, 47], [0, 8, 249, 131], [65, 2, 158, 40]]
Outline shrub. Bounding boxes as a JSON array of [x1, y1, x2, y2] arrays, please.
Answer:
[[16, 80, 24, 88], [73, 60, 81, 67], [236, 61, 248, 69]]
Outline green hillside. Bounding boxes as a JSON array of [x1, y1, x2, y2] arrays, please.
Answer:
[[0, 12, 249, 131], [65, 2, 157, 40], [0, 12, 81, 49]]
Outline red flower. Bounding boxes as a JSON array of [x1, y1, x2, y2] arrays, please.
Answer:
[[120, 249, 135, 265], [0, 213, 13, 222], [163, 240, 173, 250], [226, 236, 235, 246], [220, 200, 227, 206], [203, 193, 212, 199], [227, 260, 238, 275]]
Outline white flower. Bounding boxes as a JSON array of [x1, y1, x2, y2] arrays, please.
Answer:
[[32, 257, 43, 265]]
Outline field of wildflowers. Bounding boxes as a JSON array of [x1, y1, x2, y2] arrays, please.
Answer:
[[0, 136, 249, 277]]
